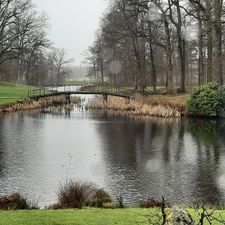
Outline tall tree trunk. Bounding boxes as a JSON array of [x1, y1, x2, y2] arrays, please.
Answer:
[[198, 7, 204, 85], [176, 1, 186, 92], [100, 61, 104, 84], [150, 42, 157, 94], [206, 0, 213, 82], [212, 0, 223, 85], [164, 19, 173, 93], [148, 21, 157, 94]]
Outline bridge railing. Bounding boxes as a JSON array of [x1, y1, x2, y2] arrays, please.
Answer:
[[80, 84, 136, 96], [28, 84, 136, 99], [28, 89, 49, 98]]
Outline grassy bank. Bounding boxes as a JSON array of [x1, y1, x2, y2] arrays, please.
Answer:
[[0, 82, 37, 105], [0, 208, 225, 225]]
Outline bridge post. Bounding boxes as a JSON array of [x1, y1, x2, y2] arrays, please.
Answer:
[[65, 94, 71, 104], [125, 97, 130, 104], [103, 94, 108, 104]]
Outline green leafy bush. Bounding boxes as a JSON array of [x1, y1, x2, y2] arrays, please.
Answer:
[[188, 83, 224, 117]]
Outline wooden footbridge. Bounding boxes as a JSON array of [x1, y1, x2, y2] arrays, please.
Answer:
[[28, 85, 135, 104]]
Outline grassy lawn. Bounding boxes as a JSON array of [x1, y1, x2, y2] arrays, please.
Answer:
[[64, 80, 94, 86], [0, 209, 150, 225], [0, 82, 37, 105], [0, 208, 225, 225]]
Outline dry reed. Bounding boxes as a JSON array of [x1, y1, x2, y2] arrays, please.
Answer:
[[86, 96, 184, 118]]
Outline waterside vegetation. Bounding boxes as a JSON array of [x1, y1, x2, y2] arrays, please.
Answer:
[[86, 96, 184, 118]]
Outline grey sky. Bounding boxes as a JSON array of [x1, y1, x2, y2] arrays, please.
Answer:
[[33, 0, 107, 66]]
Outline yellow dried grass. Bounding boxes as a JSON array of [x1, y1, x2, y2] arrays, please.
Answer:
[[86, 96, 183, 118]]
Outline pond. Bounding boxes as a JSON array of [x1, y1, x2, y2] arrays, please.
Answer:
[[0, 98, 225, 207]]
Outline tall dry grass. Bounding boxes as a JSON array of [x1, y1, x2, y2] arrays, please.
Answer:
[[86, 95, 185, 118], [57, 180, 97, 209], [51, 180, 112, 209], [0, 96, 81, 113]]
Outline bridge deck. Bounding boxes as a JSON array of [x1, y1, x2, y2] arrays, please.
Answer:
[[28, 86, 135, 100], [29, 91, 133, 99]]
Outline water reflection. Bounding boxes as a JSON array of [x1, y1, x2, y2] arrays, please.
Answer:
[[0, 109, 225, 207]]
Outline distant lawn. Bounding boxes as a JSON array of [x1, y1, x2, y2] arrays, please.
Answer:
[[64, 80, 94, 86], [81, 84, 135, 95], [0, 82, 37, 105], [0, 208, 225, 225]]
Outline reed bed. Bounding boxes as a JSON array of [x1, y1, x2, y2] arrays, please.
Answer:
[[86, 96, 184, 118], [0, 96, 81, 113]]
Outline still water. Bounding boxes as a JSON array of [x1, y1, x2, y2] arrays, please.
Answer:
[[0, 103, 225, 207]]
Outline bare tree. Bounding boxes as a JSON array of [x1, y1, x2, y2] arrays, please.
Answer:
[[48, 48, 73, 85]]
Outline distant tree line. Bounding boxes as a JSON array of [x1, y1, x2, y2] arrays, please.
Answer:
[[0, 0, 72, 86], [85, 0, 225, 93]]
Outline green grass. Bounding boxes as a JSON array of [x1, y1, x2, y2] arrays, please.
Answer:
[[0, 82, 37, 105], [0, 208, 225, 225], [0, 209, 149, 225], [64, 80, 94, 86]]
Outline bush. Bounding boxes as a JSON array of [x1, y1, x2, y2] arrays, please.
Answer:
[[116, 195, 125, 208], [56, 180, 112, 209], [57, 180, 97, 209], [139, 199, 170, 208], [91, 189, 112, 208], [188, 82, 224, 117], [0, 193, 37, 210], [102, 202, 116, 209]]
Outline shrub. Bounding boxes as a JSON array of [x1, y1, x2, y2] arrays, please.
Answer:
[[56, 180, 112, 209], [188, 82, 224, 117], [48, 203, 62, 210], [103, 202, 115, 209], [57, 180, 97, 209], [0, 193, 37, 210], [91, 189, 112, 208], [116, 195, 125, 208], [139, 199, 170, 208]]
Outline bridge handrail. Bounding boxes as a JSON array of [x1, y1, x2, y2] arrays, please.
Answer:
[[28, 85, 136, 99]]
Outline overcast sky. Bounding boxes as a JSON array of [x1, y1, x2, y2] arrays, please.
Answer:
[[33, 0, 107, 66]]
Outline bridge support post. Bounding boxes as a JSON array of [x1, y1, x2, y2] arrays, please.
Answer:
[[103, 94, 108, 104], [125, 97, 130, 104], [65, 94, 71, 104]]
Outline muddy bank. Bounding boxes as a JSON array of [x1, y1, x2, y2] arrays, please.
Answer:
[[86, 96, 184, 118], [0, 96, 80, 114]]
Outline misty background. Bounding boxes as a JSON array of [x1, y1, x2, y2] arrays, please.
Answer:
[[34, 0, 107, 80]]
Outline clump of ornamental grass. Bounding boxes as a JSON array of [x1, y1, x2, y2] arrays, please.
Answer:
[[57, 180, 97, 209], [52, 180, 112, 209]]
